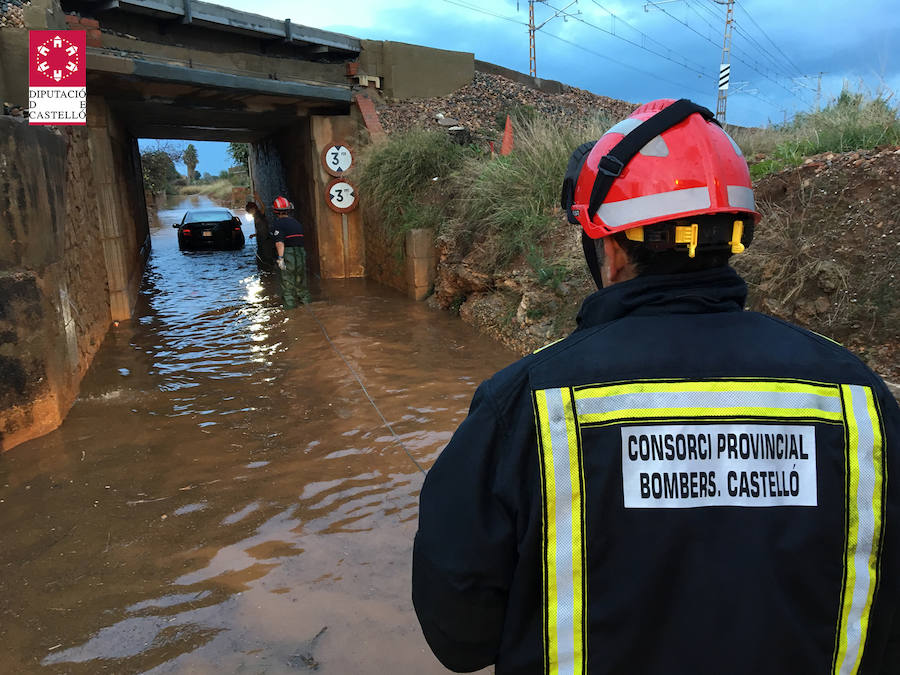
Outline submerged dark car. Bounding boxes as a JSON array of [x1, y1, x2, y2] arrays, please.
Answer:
[[174, 208, 245, 250]]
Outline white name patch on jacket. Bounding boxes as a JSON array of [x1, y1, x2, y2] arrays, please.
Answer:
[[621, 424, 817, 508]]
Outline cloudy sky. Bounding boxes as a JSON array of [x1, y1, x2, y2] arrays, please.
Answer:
[[208, 0, 898, 129], [145, 0, 897, 173]]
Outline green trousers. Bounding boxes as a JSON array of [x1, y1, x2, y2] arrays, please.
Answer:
[[281, 246, 310, 308]]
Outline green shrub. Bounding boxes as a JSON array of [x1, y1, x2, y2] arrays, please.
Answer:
[[454, 114, 611, 265], [358, 129, 469, 256]]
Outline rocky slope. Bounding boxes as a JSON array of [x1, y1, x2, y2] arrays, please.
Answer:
[[376, 70, 635, 139]]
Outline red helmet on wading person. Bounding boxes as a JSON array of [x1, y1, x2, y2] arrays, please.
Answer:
[[561, 98, 760, 270], [273, 196, 292, 212]]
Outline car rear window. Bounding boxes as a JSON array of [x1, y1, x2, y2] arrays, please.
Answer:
[[183, 210, 232, 224]]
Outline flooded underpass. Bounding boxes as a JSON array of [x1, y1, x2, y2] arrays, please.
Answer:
[[0, 196, 516, 674]]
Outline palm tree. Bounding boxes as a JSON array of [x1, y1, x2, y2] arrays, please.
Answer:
[[183, 144, 198, 185]]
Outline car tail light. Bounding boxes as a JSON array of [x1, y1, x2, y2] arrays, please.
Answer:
[[233, 226, 241, 231], [183, 229, 192, 235]]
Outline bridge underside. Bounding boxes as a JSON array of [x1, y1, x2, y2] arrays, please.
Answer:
[[88, 55, 351, 142]]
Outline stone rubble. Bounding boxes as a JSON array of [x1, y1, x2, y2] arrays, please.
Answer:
[[376, 71, 635, 139], [0, 0, 30, 29]]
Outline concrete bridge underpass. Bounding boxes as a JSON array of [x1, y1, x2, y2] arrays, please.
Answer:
[[0, 0, 475, 450]]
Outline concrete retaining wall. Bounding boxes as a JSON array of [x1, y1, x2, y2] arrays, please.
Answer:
[[0, 120, 103, 451], [0, 100, 147, 452], [359, 40, 474, 100], [363, 223, 436, 301]]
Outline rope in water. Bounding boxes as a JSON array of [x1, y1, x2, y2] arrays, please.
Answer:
[[303, 304, 427, 475]]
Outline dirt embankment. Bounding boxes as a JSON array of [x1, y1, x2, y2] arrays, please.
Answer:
[[429, 147, 900, 385]]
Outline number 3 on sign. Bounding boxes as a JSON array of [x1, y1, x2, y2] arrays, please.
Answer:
[[326, 179, 358, 213], [321, 143, 354, 177]]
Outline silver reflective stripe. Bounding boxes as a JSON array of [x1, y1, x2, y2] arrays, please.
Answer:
[[603, 118, 642, 137], [545, 389, 577, 675], [727, 185, 755, 211], [597, 186, 711, 230], [640, 135, 669, 157], [837, 385, 880, 675], [577, 389, 842, 417], [719, 126, 744, 157]]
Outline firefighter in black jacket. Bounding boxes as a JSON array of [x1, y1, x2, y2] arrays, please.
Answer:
[[412, 99, 899, 674]]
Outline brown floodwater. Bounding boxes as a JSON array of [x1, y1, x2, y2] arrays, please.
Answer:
[[0, 196, 516, 674]]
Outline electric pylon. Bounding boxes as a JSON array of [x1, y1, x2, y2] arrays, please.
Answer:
[[714, 0, 735, 124], [529, 1, 537, 77]]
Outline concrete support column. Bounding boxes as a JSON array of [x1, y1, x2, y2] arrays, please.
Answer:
[[405, 228, 436, 300], [88, 97, 132, 320], [310, 115, 365, 279]]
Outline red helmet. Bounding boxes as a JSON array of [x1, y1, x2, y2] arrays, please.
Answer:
[[273, 196, 292, 211], [567, 99, 760, 240]]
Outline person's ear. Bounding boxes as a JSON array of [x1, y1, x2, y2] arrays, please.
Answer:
[[601, 237, 635, 285]]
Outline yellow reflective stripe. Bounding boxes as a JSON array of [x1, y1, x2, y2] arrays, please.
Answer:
[[833, 385, 886, 675], [579, 406, 842, 425], [534, 337, 565, 354], [535, 388, 586, 675], [575, 380, 840, 399]]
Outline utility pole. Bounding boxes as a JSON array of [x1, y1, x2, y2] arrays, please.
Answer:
[[529, 0, 537, 77], [816, 71, 824, 112], [713, 0, 735, 124], [526, 0, 579, 78]]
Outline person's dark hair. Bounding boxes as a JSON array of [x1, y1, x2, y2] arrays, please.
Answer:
[[596, 213, 754, 276], [245, 201, 257, 212]]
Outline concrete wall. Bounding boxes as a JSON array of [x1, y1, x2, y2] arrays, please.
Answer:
[[0, 119, 110, 451], [359, 40, 474, 100], [88, 96, 150, 321], [0, 90, 147, 452], [474, 59, 567, 95], [363, 224, 436, 301]]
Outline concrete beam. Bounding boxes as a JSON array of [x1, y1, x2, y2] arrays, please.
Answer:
[[134, 124, 265, 142], [89, 0, 361, 53], [110, 100, 299, 129], [127, 59, 352, 102]]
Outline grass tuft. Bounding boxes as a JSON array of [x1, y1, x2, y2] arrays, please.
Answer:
[[737, 87, 900, 178], [453, 114, 612, 266]]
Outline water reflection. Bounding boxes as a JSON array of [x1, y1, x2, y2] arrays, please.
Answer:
[[0, 195, 514, 674]]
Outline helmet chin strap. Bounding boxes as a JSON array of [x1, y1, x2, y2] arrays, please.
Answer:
[[582, 232, 604, 290]]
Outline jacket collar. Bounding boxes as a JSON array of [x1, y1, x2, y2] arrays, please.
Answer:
[[575, 266, 748, 330]]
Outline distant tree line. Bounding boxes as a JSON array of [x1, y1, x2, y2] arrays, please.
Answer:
[[139, 141, 250, 194]]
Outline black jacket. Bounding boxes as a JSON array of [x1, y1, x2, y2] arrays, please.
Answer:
[[272, 215, 305, 247], [413, 266, 899, 674]]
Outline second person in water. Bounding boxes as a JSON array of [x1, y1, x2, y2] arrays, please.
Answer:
[[271, 196, 310, 308]]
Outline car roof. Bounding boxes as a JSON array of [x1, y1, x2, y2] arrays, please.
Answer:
[[183, 208, 232, 222]]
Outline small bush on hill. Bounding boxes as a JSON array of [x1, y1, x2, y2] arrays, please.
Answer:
[[739, 88, 900, 178]]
